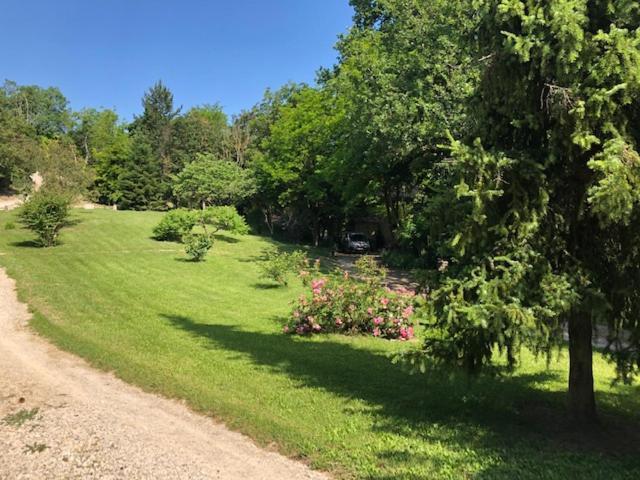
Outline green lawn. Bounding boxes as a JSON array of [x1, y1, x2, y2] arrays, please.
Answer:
[[1, 208, 639, 479]]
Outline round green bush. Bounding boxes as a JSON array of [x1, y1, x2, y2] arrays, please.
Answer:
[[183, 232, 213, 261], [152, 209, 199, 242], [19, 193, 71, 247]]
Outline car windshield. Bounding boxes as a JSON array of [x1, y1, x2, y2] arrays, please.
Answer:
[[349, 234, 367, 242]]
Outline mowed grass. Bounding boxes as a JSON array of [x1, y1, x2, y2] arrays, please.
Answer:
[[1, 208, 639, 479]]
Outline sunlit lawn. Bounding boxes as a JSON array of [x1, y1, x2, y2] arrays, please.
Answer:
[[1, 208, 639, 479]]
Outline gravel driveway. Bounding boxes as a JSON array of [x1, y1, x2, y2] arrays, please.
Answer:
[[0, 268, 328, 480]]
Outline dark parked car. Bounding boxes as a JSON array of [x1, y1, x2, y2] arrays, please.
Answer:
[[339, 232, 371, 253]]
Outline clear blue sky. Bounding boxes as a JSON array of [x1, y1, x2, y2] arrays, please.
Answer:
[[1, 0, 353, 120]]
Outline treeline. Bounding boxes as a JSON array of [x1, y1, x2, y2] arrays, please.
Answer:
[[0, 0, 477, 253]]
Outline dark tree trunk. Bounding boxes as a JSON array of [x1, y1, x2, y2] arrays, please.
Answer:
[[262, 207, 274, 235], [568, 312, 597, 424], [382, 185, 398, 247]]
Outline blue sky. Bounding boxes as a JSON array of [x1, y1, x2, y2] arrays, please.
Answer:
[[1, 1, 353, 120]]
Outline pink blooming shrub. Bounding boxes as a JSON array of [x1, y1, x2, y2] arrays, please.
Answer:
[[285, 256, 417, 340]]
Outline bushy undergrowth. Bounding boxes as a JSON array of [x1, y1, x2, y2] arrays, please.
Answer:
[[286, 256, 418, 340], [259, 249, 309, 286]]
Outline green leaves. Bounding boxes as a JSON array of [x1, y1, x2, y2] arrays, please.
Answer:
[[172, 154, 255, 208], [588, 138, 640, 225], [421, 0, 640, 386], [19, 192, 71, 247]]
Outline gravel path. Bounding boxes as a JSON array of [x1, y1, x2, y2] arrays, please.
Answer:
[[0, 268, 328, 480], [0, 195, 23, 211], [331, 253, 418, 290]]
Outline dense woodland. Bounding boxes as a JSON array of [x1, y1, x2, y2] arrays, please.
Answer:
[[2, 0, 640, 423]]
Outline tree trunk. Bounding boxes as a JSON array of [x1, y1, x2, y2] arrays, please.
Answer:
[[568, 312, 597, 424], [263, 208, 274, 235]]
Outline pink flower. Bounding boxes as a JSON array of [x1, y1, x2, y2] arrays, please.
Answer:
[[373, 316, 384, 326], [312, 323, 322, 332], [283, 325, 290, 333], [311, 278, 327, 295], [307, 316, 315, 323], [335, 317, 343, 326], [380, 297, 389, 308], [296, 326, 305, 335], [373, 327, 381, 337], [400, 327, 408, 339], [407, 326, 414, 338], [293, 310, 300, 318], [367, 307, 374, 315], [402, 306, 413, 318]]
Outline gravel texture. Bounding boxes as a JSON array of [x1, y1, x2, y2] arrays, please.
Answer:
[[0, 268, 328, 480]]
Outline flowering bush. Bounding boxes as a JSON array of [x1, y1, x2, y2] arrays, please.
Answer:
[[285, 256, 417, 340]]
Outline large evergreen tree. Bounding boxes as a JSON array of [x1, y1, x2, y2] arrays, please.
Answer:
[[124, 81, 180, 208], [420, 0, 640, 423]]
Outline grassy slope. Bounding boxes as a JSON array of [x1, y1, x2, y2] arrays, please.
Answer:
[[0, 208, 639, 479]]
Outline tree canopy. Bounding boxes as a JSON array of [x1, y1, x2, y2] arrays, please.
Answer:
[[173, 154, 255, 209]]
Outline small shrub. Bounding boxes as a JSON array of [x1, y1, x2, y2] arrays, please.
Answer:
[[183, 232, 213, 261], [201, 205, 249, 235], [4, 220, 16, 230], [19, 193, 70, 247], [260, 249, 309, 286], [285, 256, 417, 340], [153, 209, 199, 241]]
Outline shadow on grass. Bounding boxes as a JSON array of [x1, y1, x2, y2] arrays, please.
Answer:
[[161, 313, 640, 474], [9, 239, 45, 248], [174, 257, 208, 263], [251, 282, 283, 290], [238, 242, 334, 275], [213, 233, 241, 243]]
